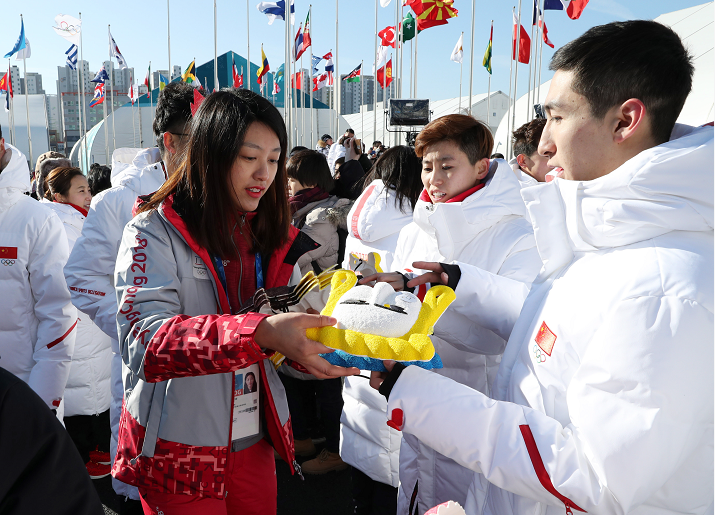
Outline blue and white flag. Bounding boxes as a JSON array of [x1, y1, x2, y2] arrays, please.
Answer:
[[311, 55, 322, 75], [4, 18, 27, 59], [109, 33, 128, 69], [16, 38, 31, 60], [257, 0, 295, 25], [65, 44, 78, 70], [91, 65, 109, 84]]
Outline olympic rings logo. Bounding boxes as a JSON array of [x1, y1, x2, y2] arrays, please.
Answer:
[[532, 344, 546, 363], [1, 259, 15, 266]]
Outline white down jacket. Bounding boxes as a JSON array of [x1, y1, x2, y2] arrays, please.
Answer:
[[386, 125, 714, 515], [0, 144, 77, 409], [46, 202, 111, 417], [64, 147, 165, 500], [343, 179, 414, 274], [391, 159, 542, 513]]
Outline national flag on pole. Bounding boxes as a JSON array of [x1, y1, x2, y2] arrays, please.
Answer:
[[544, 0, 589, 19], [294, 24, 304, 61], [276, 63, 285, 84], [301, 11, 312, 56], [378, 26, 397, 48], [311, 55, 322, 75], [483, 22, 493, 74], [407, 0, 458, 31], [4, 18, 27, 59], [183, 60, 197, 84], [257, 0, 295, 25], [65, 44, 78, 70], [53, 14, 82, 46], [323, 52, 334, 84], [273, 81, 280, 94], [401, 12, 417, 42], [313, 72, 329, 91], [231, 58, 243, 88], [0, 67, 10, 112], [91, 65, 109, 84], [512, 12, 531, 64], [145, 64, 151, 98], [291, 71, 304, 90], [89, 82, 105, 108], [374, 45, 389, 73], [128, 75, 135, 105], [343, 64, 361, 82], [450, 33, 463, 63], [16, 38, 31, 60], [539, 15, 555, 48], [159, 74, 168, 91], [532, 0, 541, 25], [109, 33, 128, 69], [376, 58, 393, 88], [257, 46, 270, 84]]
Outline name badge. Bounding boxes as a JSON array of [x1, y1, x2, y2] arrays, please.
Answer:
[[232, 363, 260, 441]]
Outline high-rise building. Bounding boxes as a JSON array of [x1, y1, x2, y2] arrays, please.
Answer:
[[171, 65, 182, 81], [20, 72, 44, 95], [9, 66, 21, 95], [45, 94, 60, 132]]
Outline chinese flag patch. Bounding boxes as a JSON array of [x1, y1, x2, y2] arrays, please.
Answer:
[[535, 322, 556, 356], [0, 247, 17, 259]]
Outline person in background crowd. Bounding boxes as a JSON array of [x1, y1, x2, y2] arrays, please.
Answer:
[[341, 145, 423, 515], [332, 137, 368, 200], [490, 152, 504, 159], [334, 156, 345, 178], [352, 138, 373, 173], [64, 81, 199, 513], [363, 115, 541, 513], [316, 134, 332, 158], [0, 367, 104, 514], [88, 163, 112, 196], [113, 88, 357, 514], [368, 141, 382, 160], [44, 166, 113, 480], [0, 125, 77, 418], [372, 20, 713, 515], [33, 151, 70, 200], [510, 118, 554, 186], [328, 128, 355, 174], [282, 149, 352, 474]]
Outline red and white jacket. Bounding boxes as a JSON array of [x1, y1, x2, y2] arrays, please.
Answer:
[[112, 195, 317, 499]]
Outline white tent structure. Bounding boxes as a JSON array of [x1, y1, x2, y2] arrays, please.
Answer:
[[342, 91, 510, 149], [494, 2, 714, 158], [0, 94, 50, 170]]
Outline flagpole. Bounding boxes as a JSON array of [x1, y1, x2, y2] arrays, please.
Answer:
[[108, 25, 116, 155], [8, 59, 16, 147], [409, 39, 413, 97], [414, 29, 418, 98], [309, 5, 314, 147], [214, 0, 219, 90], [78, 13, 89, 171], [536, 0, 546, 104], [487, 21, 493, 128], [399, 2, 404, 98], [507, 8, 515, 159], [335, 0, 340, 138], [75, 17, 84, 168], [372, 0, 378, 145], [526, 12, 536, 120], [131, 85, 136, 147], [300, 55, 304, 146], [511, 0, 523, 159], [149, 61, 154, 123], [458, 31, 463, 113], [138, 91, 144, 147], [533, 0, 544, 101], [360, 60, 364, 139], [284, 4, 291, 150], [246, 0, 250, 91], [392, 0, 399, 146], [468, 2, 476, 114], [167, 0, 172, 84], [102, 80, 109, 164], [17, 16, 33, 168]]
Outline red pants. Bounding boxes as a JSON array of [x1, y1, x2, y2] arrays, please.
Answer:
[[139, 439, 277, 515]]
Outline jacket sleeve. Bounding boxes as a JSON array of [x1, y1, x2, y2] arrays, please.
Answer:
[[115, 214, 270, 384], [442, 231, 541, 343], [64, 193, 123, 339], [28, 213, 77, 408], [349, 184, 412, 243], [296, 215, 338, 274], [388, 295, 714, 514]]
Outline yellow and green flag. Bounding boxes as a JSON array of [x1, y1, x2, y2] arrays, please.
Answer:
[[183, 60, 197, 83], [483, 22, 493, 75]]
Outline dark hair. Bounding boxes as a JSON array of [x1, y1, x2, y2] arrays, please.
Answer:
[[490, 153, 505, 159], [44, 166, 84, 201], [287, 150, 334, 192], [0, 125, 2, 139], [338, 135, 347, 146], [372, 141, 382, 147], [362, 146, 422, 213], [345, 128, 355, 135], [244, 371, 257, 392], [321, 134, 332, 142], [140, 89, 291, 259], [87, 163, 112, 195], [334, 156, 345, 168], [153, 82, 204, 154], [289, 146, 308, 157], [415, 114, 493, 165], [550, 20, 693, 144], [37, 157, 72, 198], [512, 118, 547, 158]]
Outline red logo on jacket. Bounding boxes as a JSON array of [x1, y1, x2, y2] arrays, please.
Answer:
[[0, 247, 18, 259], [535, 322, 556, 356]]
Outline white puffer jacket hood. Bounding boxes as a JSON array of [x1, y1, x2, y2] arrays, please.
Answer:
[[110, 147, 145, 185], [0, 144, 31, 208]]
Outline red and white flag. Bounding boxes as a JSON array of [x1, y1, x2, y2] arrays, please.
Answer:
[[376, 58, 393, 88], [512, 12, 531, 64], [539, 15, 555, 48], [232, 58, 243, 88], [313, 72, 329, 91], [378, 26, 397, 48]]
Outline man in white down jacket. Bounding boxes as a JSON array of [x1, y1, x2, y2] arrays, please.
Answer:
[[64, 82, 196, 505], [0, 127, 77, 414], [374, 20, 713, 515]]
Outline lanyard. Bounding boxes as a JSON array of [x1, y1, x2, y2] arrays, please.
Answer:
[[212, 252, 264, 314]]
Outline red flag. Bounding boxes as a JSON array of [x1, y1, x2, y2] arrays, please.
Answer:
[[512, 12, 531, 64], [232, 58, 243, 88], [378, 26, 397, 48], [376, 58, 393, 89], [539, 15, 555, 48], [566, 0, 589, 19], [291, 71, 304, 90]]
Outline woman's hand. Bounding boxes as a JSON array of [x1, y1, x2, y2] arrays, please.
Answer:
[[404, 261, 449, 289], [358, 272, 405, 291], [254, 312, 359, 379], [369, 360, 395, 390]]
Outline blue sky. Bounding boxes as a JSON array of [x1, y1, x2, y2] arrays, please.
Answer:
[[4, 0, 709, 102]]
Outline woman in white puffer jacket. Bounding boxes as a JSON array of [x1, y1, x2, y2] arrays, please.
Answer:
[[44, 166, 112, 474], [340, 146, 423, 515]]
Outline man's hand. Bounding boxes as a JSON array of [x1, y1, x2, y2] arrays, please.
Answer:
[[358, 272, 405, 291], [254, 313, 359, 379], [369, 360, 396, 390], [405, 262, 449, 289]]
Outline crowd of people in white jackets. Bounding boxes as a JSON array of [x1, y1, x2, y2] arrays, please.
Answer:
[[0, 18, 712, 515]]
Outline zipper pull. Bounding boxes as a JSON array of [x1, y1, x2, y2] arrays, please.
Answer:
[[293, 459, 305, 481], [565, 504, 573, 515]]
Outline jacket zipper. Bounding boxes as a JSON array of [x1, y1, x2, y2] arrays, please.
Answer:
[[229, 216, 246, 310]]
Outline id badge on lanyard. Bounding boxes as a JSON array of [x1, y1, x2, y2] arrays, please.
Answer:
[[232, 362, 260, 441]]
